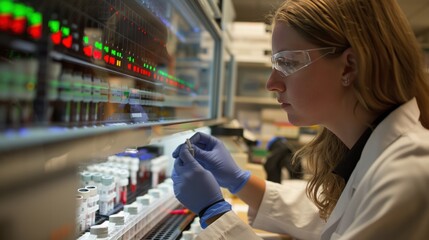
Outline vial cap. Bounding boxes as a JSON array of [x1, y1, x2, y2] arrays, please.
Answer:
[[118, 169, 129, 178], [90, 224, 108, 238], [85, 185, 98, 196], [157, 183, 170, 193], [148, 189, 161, 198], [101, 175, 114, 186], [77, 188, 90, 198], [124, 204, 139, 215], [80, 172, 92, 182], [163, 178, 174, 185], [136, 195, 153, 206], [92, 172, 103, 182], [109, 213, 125, 225], [181, 231, 194, 240]]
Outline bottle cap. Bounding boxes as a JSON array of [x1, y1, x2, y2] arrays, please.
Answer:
[[92, 172, 103, 183], [181, 230, 194, 240], [85, 185, 98, 196], [80, 172, 92, 182], [90, 223, 108, 238], [101, 175, 114, 186], [124, 204, 139, 215], [148, 189, 161, 198], [109, 213, 125, 225], [136, 195, 153, 206], [77, 188, 90, 199]]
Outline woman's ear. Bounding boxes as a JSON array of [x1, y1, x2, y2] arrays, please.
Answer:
[[341, 48, 357, 86]]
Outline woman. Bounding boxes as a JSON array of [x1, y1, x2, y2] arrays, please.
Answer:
[[172, 0, 429, 239]]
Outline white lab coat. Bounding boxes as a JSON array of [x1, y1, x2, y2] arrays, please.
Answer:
[[196, 98, 429, 240]]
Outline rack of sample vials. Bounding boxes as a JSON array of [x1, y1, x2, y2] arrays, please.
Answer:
[[78, 178, 185, 240]]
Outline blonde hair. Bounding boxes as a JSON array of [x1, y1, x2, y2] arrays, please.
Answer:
[[272, 0, 429, 220]]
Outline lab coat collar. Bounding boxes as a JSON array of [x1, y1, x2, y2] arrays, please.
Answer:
[[321, 98, 420, 239], [332, 107, 394, 183]]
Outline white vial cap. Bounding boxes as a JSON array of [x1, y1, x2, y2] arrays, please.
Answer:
[[101, 175, 114, 186], [109, 213, 125, 225], [115, 156, 125, 164], [77, 188, 90, 199], [80, 172, 92, 182], [92, 172, 103, 183], [85, 185, 98, 196], [148, 189, 161, 198], [136, 195, 153, 206], [90, 223, 109, 238], [118, 169, 129, 179], [181, 230, 194, 240], [157, 183, 171, 193], [163, 178, 173, 185], [124, 203, 139, 215], [121, 156, 132, 164], [86, 165, 97, 172]]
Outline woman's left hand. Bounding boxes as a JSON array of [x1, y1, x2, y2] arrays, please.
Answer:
[[172, 144, 224, 214]]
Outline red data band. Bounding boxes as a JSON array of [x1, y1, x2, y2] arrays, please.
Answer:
[[169, 209, 190, 215]]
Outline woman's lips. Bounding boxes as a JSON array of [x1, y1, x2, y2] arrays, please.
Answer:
[[277, 98, 290, 108]]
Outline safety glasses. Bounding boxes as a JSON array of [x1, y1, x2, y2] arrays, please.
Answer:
[[271, 47, 336, 77]]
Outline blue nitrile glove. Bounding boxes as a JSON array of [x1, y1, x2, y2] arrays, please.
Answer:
[[173, 132, 251, 194], [172, 144, 231, 228]]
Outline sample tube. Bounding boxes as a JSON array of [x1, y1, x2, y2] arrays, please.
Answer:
[[99, 175, 115, 215], [77, 188, 91, 230], [186, 138, 194, 156], [116, 169, 129, 205], [75, 195, 84, 235], [85, 185, 99, 226], [129, 157, 139, 192]]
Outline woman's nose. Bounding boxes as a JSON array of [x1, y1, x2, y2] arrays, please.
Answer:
[[266, 70, 285, 92]]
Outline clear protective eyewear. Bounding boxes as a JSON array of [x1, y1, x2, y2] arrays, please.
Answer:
[[271, 47, 336, 77]]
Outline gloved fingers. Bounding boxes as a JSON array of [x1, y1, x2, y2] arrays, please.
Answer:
[[171, 167, 177, 176], [189, 132, 205, 148], [190, 132, 217, 150], [179, 145, 198, 164], [189, 146, 211, 169], [191, 146, 211, 162], [171, 168, 179, 180], [172, 143, 185, 158], [173, 157, 184, 173], [174, 145, 202, 175], [171, 168, 181, 189], [191, 145, 203, 157]]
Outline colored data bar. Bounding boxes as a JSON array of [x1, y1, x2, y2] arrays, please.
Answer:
[[80, 33, 194, 91], [158, 70, 194, 89], [0, 0, 42, 39], [48, 19, 74, 49], [0, 0, 196, 92], [27, 9, 42, 39], [0, 0, 13, 31]]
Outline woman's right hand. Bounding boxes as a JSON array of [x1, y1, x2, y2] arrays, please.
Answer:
[[173, 132, 250, 193]]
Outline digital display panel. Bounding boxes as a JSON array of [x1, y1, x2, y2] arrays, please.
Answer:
[[0, 0, 215, 133]]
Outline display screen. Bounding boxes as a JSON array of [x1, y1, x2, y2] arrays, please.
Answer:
[[0, 0, 215, 133]]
